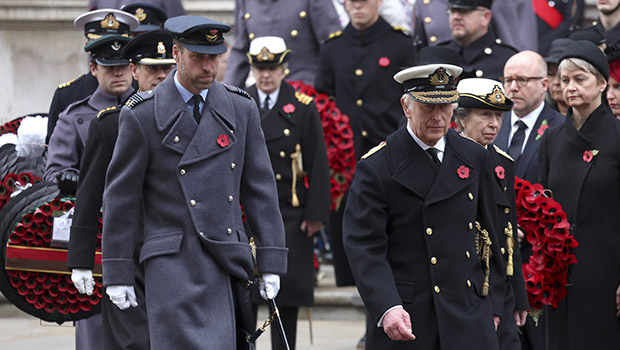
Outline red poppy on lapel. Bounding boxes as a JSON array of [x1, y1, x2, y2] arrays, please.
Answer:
[[283, 103, 295, 114], [378, 57, 390, 67], [535, 120, 549, 141], [582, 149, 599, 163], [457, 165, 470, 179], [217, 134, 229, 148], [495, 166, 505, 179]]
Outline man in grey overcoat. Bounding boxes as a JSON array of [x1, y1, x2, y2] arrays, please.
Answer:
[[101, 15, 288, 350]]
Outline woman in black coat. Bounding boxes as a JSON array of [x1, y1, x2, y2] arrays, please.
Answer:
[[455, 78, 530, 350], [539, 40, 620, 349]]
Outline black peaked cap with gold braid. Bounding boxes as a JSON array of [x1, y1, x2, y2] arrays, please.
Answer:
[[394, 64, 463, 104]]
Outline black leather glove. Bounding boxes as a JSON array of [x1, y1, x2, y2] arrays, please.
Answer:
[[55, 169, 79, 195]]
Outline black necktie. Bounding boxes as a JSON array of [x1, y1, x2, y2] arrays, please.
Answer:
[[426, 147, 441, 167], [508, 120, 527, 159], [192, 94, 202, 123], [262, 95, 271, 113]]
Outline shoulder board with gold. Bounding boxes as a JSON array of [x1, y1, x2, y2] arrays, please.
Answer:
[[125, 91, 153, 109], [57, 74, 84, 89], [327, 30, 342, 41], [223, 84, 251, 99], [97, 106, 117, 119], [361, 141, 386, 159], [392, 26, 411, 36], [493, 145, 514, 162], [295, 91, 313, 105]]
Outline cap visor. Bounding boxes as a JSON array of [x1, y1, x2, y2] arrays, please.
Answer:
[[138, 58, 177, 65], [408, 90, 460, 104], [184, 43, 227, 55], [135, 24, 163, 33], [96, 58, 130, 66]]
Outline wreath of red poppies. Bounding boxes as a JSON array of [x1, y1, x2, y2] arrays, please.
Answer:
[[0, 173, 42, 211], [288, 81, 355, 210], [0, 117, 24, 136], [514, 177, 578, 309], [5, 198, 103, 320]]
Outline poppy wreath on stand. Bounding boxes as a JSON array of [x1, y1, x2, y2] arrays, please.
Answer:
[[0, 117, 24, 136], [288, 80, 355, 211], [1, 190, 103, 323], [0, 172, 43, 211], [514, 177, 578, 320]]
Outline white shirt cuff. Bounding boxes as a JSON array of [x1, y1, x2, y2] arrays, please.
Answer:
[[377, 305, 403, 327]]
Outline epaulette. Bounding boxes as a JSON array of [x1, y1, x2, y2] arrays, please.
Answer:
[[327, 30, 342, 41], [97, 106, 117, 119], [223, 84, 251, 99], [392, 26, 411, 36], [295, 91, 313, 105], [57, 74, 84, 89], [125, 91, 154, 109], [493, 145, 514, 162], [361, 141, 386, 159]]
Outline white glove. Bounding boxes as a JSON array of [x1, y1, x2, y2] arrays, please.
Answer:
[[259, 273, 280, 300], [71, 269, 95, 295], [106, 285, 138, 310]]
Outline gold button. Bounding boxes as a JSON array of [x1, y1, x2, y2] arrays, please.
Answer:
[[466, 251, 471, 258], [231, 163, 236, 170], [468, 193, 474, 200], [504, 207, 510, 214], [276, 174, 282, 180], [476, 70, 484, 77], [173, 135, 180, 143], [180, 169, 186, 175], [355, 69, 363, 76], [284, 68, 290, 76], [227, 228, 232, 235], [356, 99, 363, 107], [467, 280, 472, 287], [291, 29, 298, 38], [501, 247, 506, 255], [424, 0, 430, 4], [228, 195, 233, 202], [434, 285, 440, 293], [484, 47, 492, 55], [190, 200, 196, 207], [283, 129, 290, 136], [426, 227, 433, 235], [299, 11, 307, 18], [280, 151, 286, 158], [430, 257, 437, 264], [495, 38, 502, 44], [468, 222, 473, 230], [249, 33, 255, 40], [361, 130, 368, 137], [429, 35, 437, 43], [504, 186, 507, 192], [244, 13, 250, 20], [424, 17, 432, 24]]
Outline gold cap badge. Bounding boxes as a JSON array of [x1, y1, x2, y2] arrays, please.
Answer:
[[487, 85, 506, 104], [101, 13, 120, 30], [206, 29, 218, 42], [429, 67, 449, 86], [135, 8, 146, 22]]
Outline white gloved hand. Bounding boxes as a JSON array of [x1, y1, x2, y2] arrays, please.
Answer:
[[259, 273, 280, 300], [71, 269, 95, 295], [106, 285, 138, 310]]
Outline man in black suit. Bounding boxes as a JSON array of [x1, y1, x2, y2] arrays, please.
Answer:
[[343, 62, 506, 349], [494, 50, 565, 350]]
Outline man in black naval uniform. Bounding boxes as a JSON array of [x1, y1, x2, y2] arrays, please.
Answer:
[[590, 0, 620, 47], [438, 0, 517, 80], [66, 30, 175, 350], [46, 9, 139, 144], [343, 62, 506, 349], [246, 35, 331, 350]]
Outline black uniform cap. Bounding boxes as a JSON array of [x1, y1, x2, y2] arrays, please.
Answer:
[[121, 3, 167, 33], [544, 38, 574, 64], [448, 0, 494, 10], [84, 34, 132, 66], [122, 30, 176, 65], [164, 15, 231, 55], [559, 40, 609, 80]]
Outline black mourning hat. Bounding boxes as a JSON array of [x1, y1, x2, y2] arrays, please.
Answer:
[[559, 40, 609, 80], [394, 64, 463, 104], [84, 34, 132, 66], [544, 38, 574, 64], [74, 9, 139, 40], [164, 15, 231, 55], [448, 0, 494, 10], [122, 3, 167, 33], [122, 30, 176, 65], [457, 78, 513, 111]]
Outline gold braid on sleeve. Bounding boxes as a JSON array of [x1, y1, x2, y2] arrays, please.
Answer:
[[475, 221, 493, 297], [505, 222, 515, 276]]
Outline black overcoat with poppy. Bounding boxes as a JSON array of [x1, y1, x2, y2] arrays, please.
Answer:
[[101, 72, 288, 349], [489, 144, 530, 350], [538, 105, 620, 350], [247, 83, 330, 307], [343, 127, 505, 350]]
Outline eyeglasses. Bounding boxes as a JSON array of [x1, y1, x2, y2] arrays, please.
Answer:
[[499, 76, 544, 88]]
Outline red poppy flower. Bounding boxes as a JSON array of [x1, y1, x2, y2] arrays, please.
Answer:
[[494, 166, 505, 179], [537, 124, 549, 136], [583, 150, 593, 163], [283, 103, 295, 114], [457, 165, 469, 179], [378, 57, 390, 67], [217, 134, 229, 148], [449, 121, 459, 130]]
